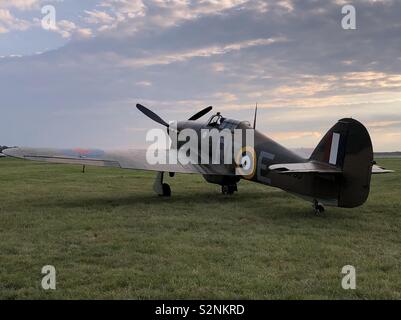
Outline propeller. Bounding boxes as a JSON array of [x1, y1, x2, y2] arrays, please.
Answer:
[[136, 104, 213, 126], [188, 106, 213, 121], [253, 103, 258, 129], [136, 104, 169, 127]]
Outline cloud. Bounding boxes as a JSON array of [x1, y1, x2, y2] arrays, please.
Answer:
[[136, 81, 152, 87], [94, 0, 253, 36], [84, 10, 114, 25], [115, 37, 285, 68], [100, 0, 146, 17], [0, 9, 31, 33], [214, 92, 238, 102], [270, 130, 322, 141], [1, 0, 401, 151], [277, 0, 294, 12], [367, 120, 401, 128], [50, 19, 93, 39], [75, 28, 93, 39], [0, 0, 41, 10]]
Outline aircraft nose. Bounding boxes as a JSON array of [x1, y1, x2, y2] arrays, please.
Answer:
[[176, 121, 197, 132]]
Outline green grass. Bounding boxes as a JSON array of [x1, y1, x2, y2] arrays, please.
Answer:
[[0, 157, 400, 299]]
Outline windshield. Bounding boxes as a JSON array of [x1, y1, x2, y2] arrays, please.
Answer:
[[208, 115, 222, 126]]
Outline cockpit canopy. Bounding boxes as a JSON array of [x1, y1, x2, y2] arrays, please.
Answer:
[[208, 112, 224, 127]]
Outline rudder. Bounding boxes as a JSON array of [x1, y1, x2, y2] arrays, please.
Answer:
[[310, 118, 373, 208]]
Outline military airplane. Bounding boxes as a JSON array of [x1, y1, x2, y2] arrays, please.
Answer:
[[3, 104, 393, 214]]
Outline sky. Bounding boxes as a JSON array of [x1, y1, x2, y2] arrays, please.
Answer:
[[1, 0, 400, 151]]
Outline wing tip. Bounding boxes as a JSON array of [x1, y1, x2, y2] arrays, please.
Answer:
[[2, 147, 19, 157]]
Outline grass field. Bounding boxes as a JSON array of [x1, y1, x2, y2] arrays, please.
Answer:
[[0, 157, 400, 299]]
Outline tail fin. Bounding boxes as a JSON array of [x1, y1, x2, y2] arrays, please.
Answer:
[[310, 118, 373, 208]]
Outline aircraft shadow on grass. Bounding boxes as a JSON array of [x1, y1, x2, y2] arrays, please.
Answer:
[[28, 190, 358, 222]]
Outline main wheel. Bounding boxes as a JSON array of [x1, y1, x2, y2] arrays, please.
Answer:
[[317, 204, 325, 214], [162, 183, 171, 197], [227, 185, 236, 195], [222, 185, 237, 195], [313, 200, 325, 215]]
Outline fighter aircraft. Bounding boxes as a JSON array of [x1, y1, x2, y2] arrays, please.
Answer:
[[3, 104, 393, 214]]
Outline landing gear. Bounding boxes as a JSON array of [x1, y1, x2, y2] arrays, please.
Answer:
[[153, 172, 172, 197], [162, 183, 171, 197], [221, 184, 237, 195], [313, 200, 325, 215]]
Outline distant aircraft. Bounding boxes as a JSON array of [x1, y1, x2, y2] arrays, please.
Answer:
[[3, 104, 393, 214]]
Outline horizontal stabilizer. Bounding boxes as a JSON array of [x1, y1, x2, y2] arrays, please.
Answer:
[[269, 161, 342, 174], [269, 162, 394, 175]]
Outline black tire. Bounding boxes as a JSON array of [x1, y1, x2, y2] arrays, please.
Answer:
[[227, 185, 236, 195], [222, 185, 236, 195], [313, 202, 325, 215], [162, 183, 171, 197]]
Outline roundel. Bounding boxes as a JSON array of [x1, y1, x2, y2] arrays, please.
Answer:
[[235, 146, 256, 179]]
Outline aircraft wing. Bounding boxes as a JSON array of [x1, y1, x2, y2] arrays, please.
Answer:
[[3, 147, 235, 176], [269, 161, 342, 174], [372, 164, 394, 174]]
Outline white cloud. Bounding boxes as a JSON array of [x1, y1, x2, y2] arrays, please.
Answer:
[[277, 0, 294, 12], [0, 0, 40, 10], [136, 81, 152, 87], [56, 20, 76, 38], [117, 37, 286, 68], [50, 19, 92, 39], [94, 0, 252, 35], [0, 9, 30, 33], [84, 10, 114, 25], [76, 28, 93, 39], [99, 0, 146, 19], [214, 92, 238, 102]]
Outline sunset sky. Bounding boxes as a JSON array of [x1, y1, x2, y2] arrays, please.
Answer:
[[1, 0, 401, 151]]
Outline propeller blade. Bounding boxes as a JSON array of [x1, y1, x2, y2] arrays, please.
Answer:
[[188, 106, 213, 121], [136, 104, 169, 127]]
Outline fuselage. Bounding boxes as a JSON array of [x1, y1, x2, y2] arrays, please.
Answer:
[[175, 115, 340, 206]]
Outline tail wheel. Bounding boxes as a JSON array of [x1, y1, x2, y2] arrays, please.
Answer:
[[313, 200, 325, 215]]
